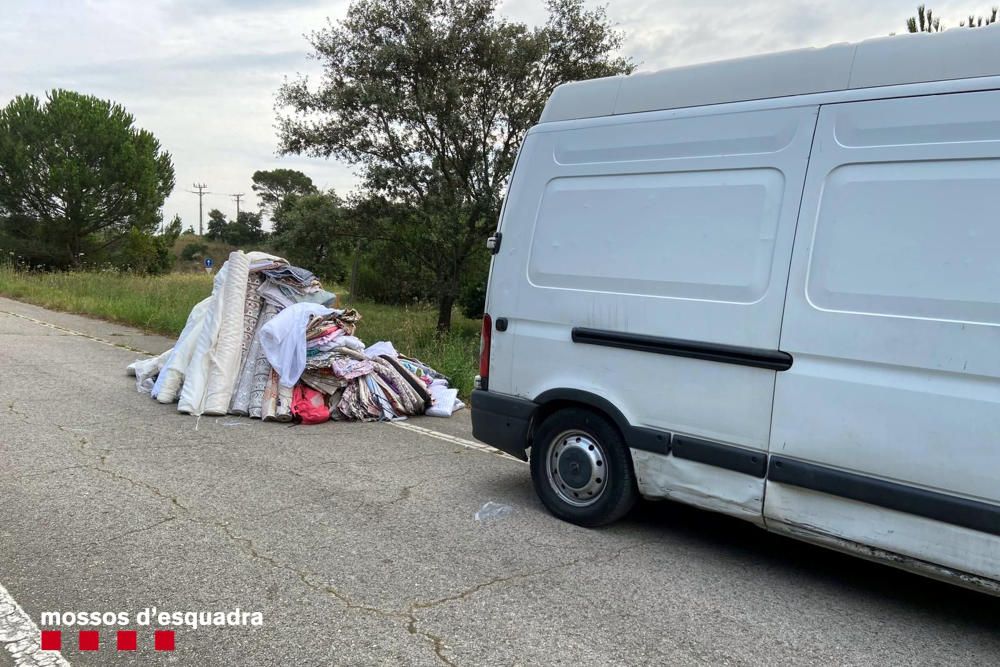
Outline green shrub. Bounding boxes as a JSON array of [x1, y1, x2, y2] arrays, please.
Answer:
[[180, 242, 209, 261], [354, 240, 436, 303], [458, 278, 486, 318]]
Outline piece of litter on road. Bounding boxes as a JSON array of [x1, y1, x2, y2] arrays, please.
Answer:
[[216, 419, 252, 427], [475, 501, 513, 522]]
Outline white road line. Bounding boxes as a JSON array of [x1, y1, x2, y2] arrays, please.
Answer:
[[389, 421, 526, 464], [0, 581, 70, 666], [0, 310, 154, 355]]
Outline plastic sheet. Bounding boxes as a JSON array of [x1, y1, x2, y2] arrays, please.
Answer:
[[475, 502, 513, 521]]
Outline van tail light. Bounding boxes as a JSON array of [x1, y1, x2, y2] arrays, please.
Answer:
[[479, 313, 492, 381]]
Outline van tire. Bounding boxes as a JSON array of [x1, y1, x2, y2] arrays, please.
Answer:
[[530, 408, 637, 527]]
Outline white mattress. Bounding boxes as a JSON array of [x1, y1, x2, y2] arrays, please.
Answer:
[[201, 251, 251, 415]]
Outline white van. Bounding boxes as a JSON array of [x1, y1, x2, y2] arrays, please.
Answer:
[[471, 28, 1000, 595]]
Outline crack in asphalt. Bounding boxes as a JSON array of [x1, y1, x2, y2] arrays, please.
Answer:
[[45, 418, 461, 664], [32, 415, 644, 667], [91, 516, 178, 546], [6, 400, 29, 423], [387, 471, 468, 507], [253, 491, 343, 519], [6, 465, 86, 481], [400, 541, 652, 665], [311, 448, 460, 468]]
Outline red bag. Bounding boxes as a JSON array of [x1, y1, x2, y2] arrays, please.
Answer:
[[292, 384, 330, 424]]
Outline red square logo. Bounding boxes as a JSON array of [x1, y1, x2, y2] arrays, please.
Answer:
[[78, 630, 99, 651], [154, 630, 175, 651], [40, 630, 61, 651], [117, 630, 137, 651]]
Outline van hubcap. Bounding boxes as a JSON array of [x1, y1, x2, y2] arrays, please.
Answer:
[[546, 430, 607, 507]]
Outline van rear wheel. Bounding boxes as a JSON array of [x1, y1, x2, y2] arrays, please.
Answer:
[[530, 408, 637, 527]]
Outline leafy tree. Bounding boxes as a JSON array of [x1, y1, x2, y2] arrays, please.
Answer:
[[251, 168, 317, 220], [162, 214, 182, 245], [906, 4, 998, 31], [277, 0, 633, 330], [224, 211, 265, 246], [907, 5, 942, 31], [0, 90, 174, 269], [118, 226, 173, 274], [272, 191, 351, 280], [961, 7, 998, 26], [206, 208, 227, 240]]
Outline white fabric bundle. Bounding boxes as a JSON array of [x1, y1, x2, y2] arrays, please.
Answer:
[[258, 302, 333, 388], [201, 251, 251, 414], [426, 379, 465, 417], [127, 349, 172, 394], [153, 296, 212, 403]]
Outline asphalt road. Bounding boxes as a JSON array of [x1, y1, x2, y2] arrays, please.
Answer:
[[1, 296, 999, 666]]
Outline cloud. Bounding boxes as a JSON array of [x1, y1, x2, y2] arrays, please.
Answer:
[[1, 0, 986, 230]]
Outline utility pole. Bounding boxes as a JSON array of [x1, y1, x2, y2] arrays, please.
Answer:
[[231, 193, 245, 219], [190, 183, 209, 235]]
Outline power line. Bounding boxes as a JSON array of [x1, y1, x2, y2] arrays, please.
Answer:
[[188, 183, 209, 236], [231, 193, 245, 219]]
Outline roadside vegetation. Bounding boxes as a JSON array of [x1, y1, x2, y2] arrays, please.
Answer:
[[0, 262, 480, 397]]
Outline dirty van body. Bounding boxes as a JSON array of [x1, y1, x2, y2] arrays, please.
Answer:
[[470, 27, 1000, 595]]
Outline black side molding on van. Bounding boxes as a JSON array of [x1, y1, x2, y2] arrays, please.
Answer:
[[672, 435, 768, 478], [571, 328, 793, 372], [769, 456, 1000, 538]]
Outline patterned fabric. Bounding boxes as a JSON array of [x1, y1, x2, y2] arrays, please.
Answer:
[[247, 304, 279, 419], [248, 260, 286, 274], [259, 369, 295, 423], [259, 369, 280, 421], [329, 352, 374, 380], [371, 357, 426, 415], [300, 369, 346, 395], [398, 356, 449, 382], [337, 381, 382, 421], [275, 384, 294, 422], [230, 299, 274, 415], [238, 274, 263, 359], [260, 265, 316, 285], [306, 309, 361, 338]]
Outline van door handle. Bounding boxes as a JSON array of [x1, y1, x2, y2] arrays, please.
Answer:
[[495, 318, 508, 332]]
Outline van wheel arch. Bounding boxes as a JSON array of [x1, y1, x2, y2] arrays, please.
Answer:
[[530, 389, 633, 451]]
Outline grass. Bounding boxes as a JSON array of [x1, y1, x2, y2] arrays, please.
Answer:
[[0, 264, 481, 398]]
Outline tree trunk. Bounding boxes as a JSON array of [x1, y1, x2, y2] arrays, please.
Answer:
[[436, 292, 455, 333]]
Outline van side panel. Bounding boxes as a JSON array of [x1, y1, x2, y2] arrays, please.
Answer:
[[488, 105, 817, 517], [769, 91, 1000, 580]]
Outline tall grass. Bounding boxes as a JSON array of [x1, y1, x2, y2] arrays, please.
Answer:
[[0, 264, 481, 397], [0, 265, 214, 334]]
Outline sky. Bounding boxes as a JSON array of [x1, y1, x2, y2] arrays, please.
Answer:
[[1, 0, 990, 231]]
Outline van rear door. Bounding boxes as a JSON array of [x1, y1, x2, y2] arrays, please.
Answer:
[[768, 91, 1000, 581]]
